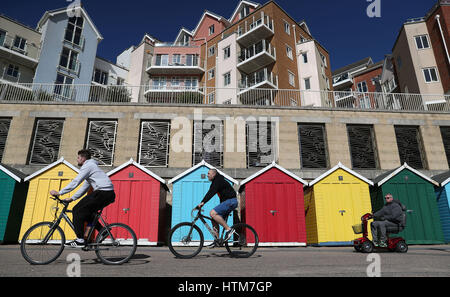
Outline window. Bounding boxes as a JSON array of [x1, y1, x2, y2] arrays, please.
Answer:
[[155, 54, 168, 66], [13, 36, 26, 51], [288, 71, 295, 87], [208, 45, 215, 57], [54, 73, 74, 99], [0, 30, 6, 46], [357, 81, 368, 92], [423, 67, 439, 83], [298, 123, 328, 169], [93, 69, 108, 85], [304, 78, 311, 90], [28, 119, 64, 165], [0, 118, 11, 163], [320, 53, 327, 67], [302, 53, 308, 63], [223, 46, 231, 59], [415, 35, 430, 49], [246, 121, 276, 168], [240, 6, 250, 19], [440, 126, 450, 168], [284, 21, 290, 35], [286, 45, 293, 60], [208, 68, 215, 80], [85, 120, 118, 166], [6, 64, 19, 78], [347, 125, 378, 169], [394, 126, 427, 169], [59, 47, 79, 72], [223, 72, 231, 86], [139, 121, 170, 167], [223, 99, 232, 105], [152, 77, 166, 89], [185, 77, 198, 90], [193, 120, 223, 167], [172, 54, 181, 65], [171, 77, 180, 88], [209, 25, 215, 36], [64, 16, 84, 46], [207, 92, 215, 104]]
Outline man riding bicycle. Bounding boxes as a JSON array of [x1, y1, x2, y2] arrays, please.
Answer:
[[196, 169, 238, 247], [50, 149, 115, 248]]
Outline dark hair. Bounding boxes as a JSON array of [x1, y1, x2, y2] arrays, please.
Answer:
[[77, 149, 91, 160]]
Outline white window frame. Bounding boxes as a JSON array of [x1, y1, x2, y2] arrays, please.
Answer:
[[286, 45, 293, 60], [422, 67, 439, 83], [288, 70, 295, 87], [304, 77, 311, 90], [415, 35, 430, 50], [223, 45, 231, 59], [302, 52, 308, 63], [209, 25, 215, 36], [223, 71, 231, 86], [208, 45, 215, 57], [284, 20, 290, 35], [208, 68, 215, 80], [6, 64, 19, 78], [357, 81, 368, 93]]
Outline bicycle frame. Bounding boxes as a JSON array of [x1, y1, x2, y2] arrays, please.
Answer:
[[190, 209, 227, 241]]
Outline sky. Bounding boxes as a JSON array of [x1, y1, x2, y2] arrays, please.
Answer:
[[0, 0, 438, 72]]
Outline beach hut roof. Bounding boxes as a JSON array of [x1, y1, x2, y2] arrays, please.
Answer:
[[375, 163, 439, 187], [0, 164, 27, 183], [168, 160, 238, 185], [308, 162, 374, 187], [239, 161, 308, 192], [24, 157, 80, 182], [431, 171, 450, 187]]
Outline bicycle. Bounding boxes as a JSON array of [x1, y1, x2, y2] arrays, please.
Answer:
[[20, 195, 137, 265], [168, 207, 259, 259]]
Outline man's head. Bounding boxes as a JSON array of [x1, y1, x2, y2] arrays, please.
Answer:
[[207, 169, 218, 181], [385, 193, 394, 204], [77, 149, 91, 166]]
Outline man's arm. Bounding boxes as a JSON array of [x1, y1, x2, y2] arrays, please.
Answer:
[[57, 164, 90, 196], [69, 181, 91, 201], [200, 179, 220, 205]]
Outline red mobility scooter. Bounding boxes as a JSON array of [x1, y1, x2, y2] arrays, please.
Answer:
[[353, 212, 408, 253]]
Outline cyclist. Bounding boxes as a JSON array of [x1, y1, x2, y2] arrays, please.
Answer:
[[50, 149, 115, 248], [196, 169, 238, 246]]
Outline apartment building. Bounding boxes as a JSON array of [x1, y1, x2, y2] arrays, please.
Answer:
[[392, 0, 449, 107], [128, 0, 333, 106], [0, 4, 129, 102]]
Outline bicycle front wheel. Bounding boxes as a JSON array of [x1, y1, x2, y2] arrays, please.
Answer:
[[20, 222, 66, 265], [168, 222, 204, 259], [95, 223, 137, 265], [225, 223, 259, 258]]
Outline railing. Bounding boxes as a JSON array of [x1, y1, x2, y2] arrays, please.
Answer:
[[237, 13, 274, 38], [239, 68, 278, 89], [147, 54, 202, 69], [0, 34, 40, 61], [237, 39, 276, 64], [0, 82, 449, 113]]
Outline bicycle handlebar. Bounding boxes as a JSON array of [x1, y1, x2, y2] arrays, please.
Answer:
[[50, 195, 69, 206]]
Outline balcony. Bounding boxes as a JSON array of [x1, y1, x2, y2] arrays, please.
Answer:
[[0, 34, 40, 68], [332, 72, 353, 89], [146, 54, 204, 75], [238, 68, 278, 105], [236, 14, 274, 47], [144, 82, 205, 104], [237, 40, 276, 74]]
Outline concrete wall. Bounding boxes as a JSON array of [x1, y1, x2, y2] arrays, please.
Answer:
[[1, 103, 449, 182]]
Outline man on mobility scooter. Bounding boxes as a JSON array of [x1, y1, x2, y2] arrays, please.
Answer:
[[353, 193, 408, 253]]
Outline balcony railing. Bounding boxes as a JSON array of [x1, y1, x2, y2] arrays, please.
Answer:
[[238, 39, 276, 64], [239, 68, 278, 90], [0, 34, 40, 63], [236, 13, 274, 46], [146, 54, 204, 74], [0, 82, 449, 113]]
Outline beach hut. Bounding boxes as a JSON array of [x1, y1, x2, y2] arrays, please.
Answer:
[[18, 158, 82, 241], [371, 163, 444, 244], [168, 160, 238, 243], [432, 171, 450, 243], [304, 162, 374, 246], [105, 158, 169, 245], [238, 162, 308, 246], [0, 164, 28, 243]]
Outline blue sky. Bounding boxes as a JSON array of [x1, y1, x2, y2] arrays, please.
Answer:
[[1, 0, 437, 71]]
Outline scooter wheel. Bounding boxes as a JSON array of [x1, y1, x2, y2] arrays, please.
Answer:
[[395, 241, 408, 253], [361, 241, 374, 253]]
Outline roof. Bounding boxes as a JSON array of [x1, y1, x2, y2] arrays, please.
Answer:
[[351, 60, 384, 77], [0, 164, 27, 183], [24, 157, 80, 182], [107, 158, 169, 192], [374, 163, 439, 187], [239, 161, 307, 192], [308, 162, 374, 187], [168, 160, 238, 185], [432, 171, 450, 187], [332, 57, 373, 76], [191, 10, 230, 38], [228, 0, 261, 22], [37, 4, 103, 41]]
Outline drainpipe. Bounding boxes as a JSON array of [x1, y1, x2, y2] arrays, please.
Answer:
[[435, 14, 450, 66]]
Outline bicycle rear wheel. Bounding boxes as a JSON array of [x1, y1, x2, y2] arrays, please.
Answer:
[[95, 223, 137, 265], [225, 223, 259, 258], [168, 222, 204, 259], [20, 222, 65, 265]]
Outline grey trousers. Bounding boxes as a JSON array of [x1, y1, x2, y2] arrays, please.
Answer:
[[370, 220, 399, 242]]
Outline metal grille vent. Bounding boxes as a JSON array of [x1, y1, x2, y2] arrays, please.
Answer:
[[29, 119, 64, 165], [86, 120, 118, 166], [193, 120, 223, 167], [0, 118, 11, 163], [139, 121, 170, 167], [440, 126, 450, 168], [298, 124, 328, 169], [347, 125, 378, 169], [394, 126, 425, 169], [246, 121, 276, 168]]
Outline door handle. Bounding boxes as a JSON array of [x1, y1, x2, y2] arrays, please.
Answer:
[[339, 210, 346, 216], [270, 210, 278, 216], [123, 208, 130, 214]]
